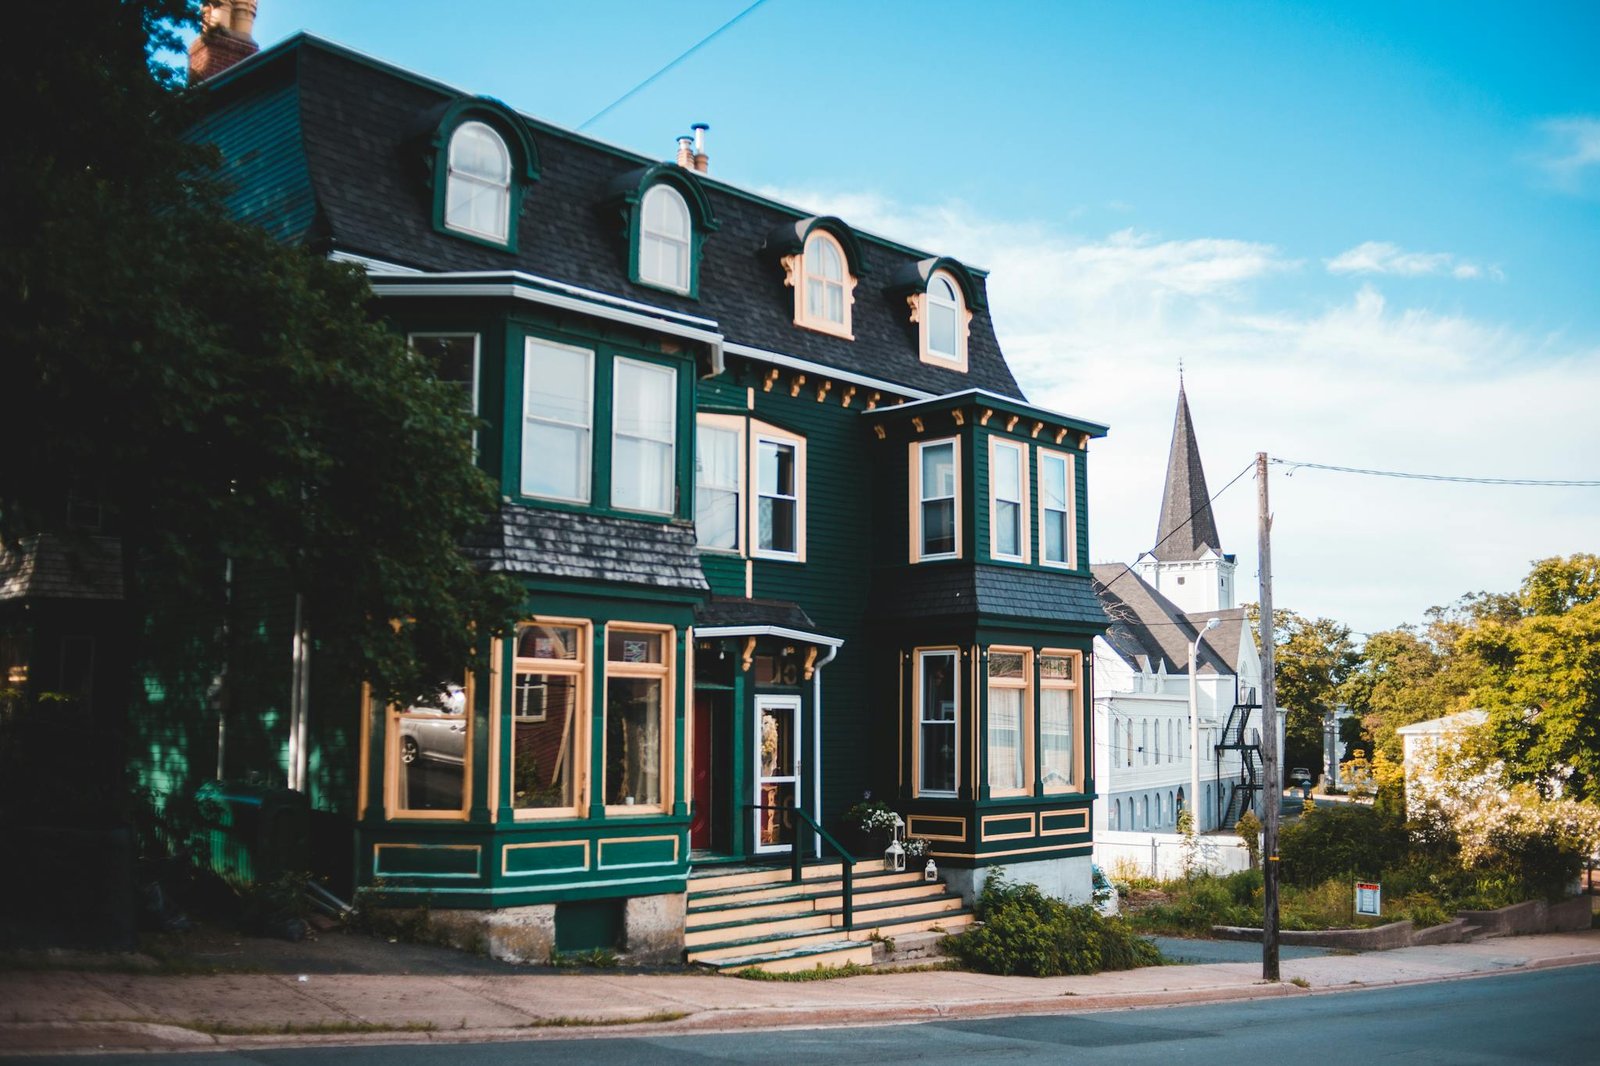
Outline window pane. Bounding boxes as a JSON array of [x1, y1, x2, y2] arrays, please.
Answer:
[[922, 443, 955, 499], [516, 624, 580, 661], [613, 436, 674, 513], [526, 343, 592, 425], [758, 441, 794, 496], [446, 178, 509, 241], [1040, 654, 1074, 681], [922, 499, 955, 556], [929, 300, 958, 356], [696, 426, 740, 549], [988, 651, 1025, 679], [988, 686, 1023, 791], [697, 487, 738, 549], [607, 631, 664, 663], [521, 421, 588, 500], [396, 682, 468, 812], [920, 653, 957, 794], [759, 497, 796, 552], [643, 185, 689, 238], [825, 282, 843, 323], [411, 335, 477, 417], [614, 362, 675, 442], [513, 671, 577, 809], [450, 122, 510, 181], [996, 500, 1020, 557], [1044, 508, 1067, 563], [1042, 454, 1068, 511], [808, 236, 842, 280], [932, 275, 956, 302], [605, 676, 661, 805], [1041, 687, 1074, 790]]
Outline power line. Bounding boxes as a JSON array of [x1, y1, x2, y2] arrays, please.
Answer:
[[1271, 458, 1600, 488], [578, 0, 774, 132]]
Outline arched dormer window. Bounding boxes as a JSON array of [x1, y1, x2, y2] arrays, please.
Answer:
[[803, 232, 850, 333], [640, 184, 691, 293], [771, 218, 862, 340], [445, 121, 512, 243], [924, 272, 965, 366], [891, 257, 983, 372], [421, 97, 539, 252]]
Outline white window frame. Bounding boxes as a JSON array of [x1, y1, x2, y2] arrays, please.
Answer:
[[986, 646, 1033, 798], [521, 337, 594, 504], [910, 437, 961, 562], [1037, 447, 1078, 569], [914, 648, 960, 798], [787, 230, 855, 339], [444, 120, 511, 243], [695, 414, 746, 553], [752, 694, 803, 854], [918, 269, 969, 371], [639, 184, 692, 294], [750, 424, 806, 562], [610, 357, 678, 516], [988, 436, 1030, 563]]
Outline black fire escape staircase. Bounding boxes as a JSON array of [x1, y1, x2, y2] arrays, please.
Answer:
[[1214, 695, 1263, 829]]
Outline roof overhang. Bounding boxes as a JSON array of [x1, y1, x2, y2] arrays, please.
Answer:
[[695, 625, 845, 650]]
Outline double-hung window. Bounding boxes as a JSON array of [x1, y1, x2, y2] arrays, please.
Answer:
[[639, 185, 691, 293], [604, 626, 673, 812], [695, 419, 742, 550], [920, 271, 968, 370], [917, 649, 959, 796], [512, 620, 587, 815], [612, 358, 677, 515], [753, 430, 804, 560], [444, 121, 512, 244], [914, 439, 959, 561], [522, 338, 593, 503], [410, 333, 480, 448], [989, 438, 1028, 562], [385, 678, 472, 819], [1039, 448, 1076, 568], [1039, 650, 1079, 794], [987, 648, 1032, 796]]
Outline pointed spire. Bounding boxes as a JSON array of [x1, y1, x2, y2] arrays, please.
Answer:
[[1151, 381, 1221, 561]]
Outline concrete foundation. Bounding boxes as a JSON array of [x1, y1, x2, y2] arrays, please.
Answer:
[[622, 892, 686, 964], [427, 904, 556, 964], [943, 855, 1094, 906]]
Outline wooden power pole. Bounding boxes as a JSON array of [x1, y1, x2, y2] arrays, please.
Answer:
[[1256, 451, 1281, 980]]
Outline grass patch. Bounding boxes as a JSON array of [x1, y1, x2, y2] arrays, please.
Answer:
[[1289, 976, 1311, 989], [519, 1010, 690, 1028], [178, 1019, 438, 1036], [731, 962, 873, 981]]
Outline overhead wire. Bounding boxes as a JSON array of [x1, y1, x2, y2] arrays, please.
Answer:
[[1270, 458, 1600, 488], [578, 0, 774, 132]]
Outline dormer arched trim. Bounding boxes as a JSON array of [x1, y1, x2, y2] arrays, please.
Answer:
[[763, 216, 867, 278], [605, 163, 719, 298], [886, 256, 986, 311], [417, 96, 539, 252]]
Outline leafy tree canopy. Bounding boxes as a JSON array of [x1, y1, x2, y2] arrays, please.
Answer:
[[0, 0, 519, 703]]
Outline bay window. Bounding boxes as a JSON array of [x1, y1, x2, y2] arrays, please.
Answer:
[[612, 358, 677, 514], [1039, 448, 1075, 568], [695, 419, 742, 550], [604, 626, 673, 812], [913, 438, 960, 561], [917, 649, 959, 796], [990, 438, 1028, 562], [512, 621, 587, 815], [987, 647, 1032, 796], [386, 679, 472, 819], [1040, 650, 1080, 793], [522, 338, 593, 502]]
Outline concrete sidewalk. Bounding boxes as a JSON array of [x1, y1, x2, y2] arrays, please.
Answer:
[[3, 930, 1599, 1056]]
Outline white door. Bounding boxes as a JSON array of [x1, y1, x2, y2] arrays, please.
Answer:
[[753, 696, 802, 854]]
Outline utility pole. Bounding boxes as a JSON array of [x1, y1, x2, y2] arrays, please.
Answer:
[[1256, 451, 1280, 980]]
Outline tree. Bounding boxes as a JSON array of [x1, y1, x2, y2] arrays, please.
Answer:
[[0, 2, 518, 753], [1261, 609, 1362, 773]]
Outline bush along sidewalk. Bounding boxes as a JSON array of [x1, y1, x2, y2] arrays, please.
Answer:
[[941, 870, 1161, 977]]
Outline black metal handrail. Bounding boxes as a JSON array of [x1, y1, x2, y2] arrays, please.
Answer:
[[749, 803, 858, 930]]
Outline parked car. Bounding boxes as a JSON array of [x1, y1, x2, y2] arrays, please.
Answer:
[[1288, 766, 1313, 788], [399, 685, 468, 766]]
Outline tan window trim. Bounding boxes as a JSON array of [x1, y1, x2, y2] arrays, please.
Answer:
[[782, 230, 856, 339], [1040, 648, 1083, 795], [911, 269, 971, 372], [986, 645, 1034, 798], [510, 617, 592, 820], [601, 622, 676, 817], [380, 673, 476, 822]]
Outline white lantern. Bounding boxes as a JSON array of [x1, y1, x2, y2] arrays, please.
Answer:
[[884, 838, 906, 873], [924, 858, 938, 882]]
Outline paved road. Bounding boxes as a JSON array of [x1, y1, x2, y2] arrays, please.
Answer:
[[1147, 935, 1333, 964], [16, 962, 1596, 1065]]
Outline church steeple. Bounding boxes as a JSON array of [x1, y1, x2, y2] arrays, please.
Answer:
[[1151, 382, 1221, 561]]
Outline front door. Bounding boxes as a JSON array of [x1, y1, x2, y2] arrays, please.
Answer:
[[753, 695, 801, 854]]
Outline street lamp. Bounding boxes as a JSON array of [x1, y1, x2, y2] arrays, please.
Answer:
[[1189, 617, 1222, 831]]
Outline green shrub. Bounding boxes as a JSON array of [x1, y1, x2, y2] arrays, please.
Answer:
[[1279, 803, 1407, 886], [1122, 871, 1258, 936], [1393, 891, 1451, 929], [943, 870, 1160, 976]]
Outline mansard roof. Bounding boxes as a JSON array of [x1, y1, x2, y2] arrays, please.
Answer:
[[198, 34, 1024, 401], [1090, 564, 1237, 675], [1151, 383, 1222, 561]]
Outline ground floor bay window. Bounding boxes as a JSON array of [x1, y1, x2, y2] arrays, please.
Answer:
[[917, 649, 959, 796], [604, 625, 673, 812], [1040, 650, 1081, 793], [987, 648, 1032, 796], [383, 678, 472, 819], [512, 620, 588, 815]]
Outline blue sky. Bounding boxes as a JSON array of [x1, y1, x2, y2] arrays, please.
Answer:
[[226, 1, 1600, 635]]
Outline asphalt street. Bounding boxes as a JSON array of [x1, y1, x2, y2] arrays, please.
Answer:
[[15, 961, 1596, 1065]]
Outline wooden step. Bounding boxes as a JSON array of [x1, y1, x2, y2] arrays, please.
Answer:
[[700, 939, 873, 974], [684, 909, 835, 947], [687, 868, 926, 909], [688, 859, 888, 894], [686, 897, 968, 961]]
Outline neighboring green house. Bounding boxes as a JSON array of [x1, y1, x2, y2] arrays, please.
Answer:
[[94, 21, 1113, 959]]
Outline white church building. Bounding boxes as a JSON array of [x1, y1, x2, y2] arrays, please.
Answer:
[[1092, 384, 1266, 851]]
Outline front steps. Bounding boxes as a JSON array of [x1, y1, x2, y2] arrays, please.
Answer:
[[685, 858, 974, 973]]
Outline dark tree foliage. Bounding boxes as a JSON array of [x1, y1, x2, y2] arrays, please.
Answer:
[[0, 1, 519, 709]]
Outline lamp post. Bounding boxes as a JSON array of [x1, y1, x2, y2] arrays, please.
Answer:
[[1189, 617, 1221, 831]]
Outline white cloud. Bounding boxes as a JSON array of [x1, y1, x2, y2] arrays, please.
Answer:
[[1326, 240, 1502, 281], [764, 187, 1600, 633], [1535, 116, 1600, 191]]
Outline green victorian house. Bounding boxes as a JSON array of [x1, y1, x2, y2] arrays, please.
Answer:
[[131, 16, 1112, 965]]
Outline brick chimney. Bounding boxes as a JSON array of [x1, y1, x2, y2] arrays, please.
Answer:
[[676, 135, 695, 169], [188, 0, 261, 84]]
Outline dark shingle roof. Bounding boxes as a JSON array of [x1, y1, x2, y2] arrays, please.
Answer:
[[467, 506, 707, 593], [1151, 384, 1221, 561], [870, 565, 1108, 628], [695, 596, 819, 632], [1090, 563, 1241, 674], [0, 535, 123, 602], [209, 37, 1024, 401]]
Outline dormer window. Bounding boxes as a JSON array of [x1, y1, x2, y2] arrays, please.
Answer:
[[445, 121, 512, 243], [917, 269, 969, 370], [639, 185, 691, 293], [788, 230, 855, 338]]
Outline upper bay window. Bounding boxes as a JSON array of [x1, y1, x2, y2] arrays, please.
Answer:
[[989, 438, 1028, 563], [694, 416, 805, 562], [695, 418, 742, 550], [612, 358, 678, 515], [912, 438, 960, 562], [753, 427, 806, 561], [444, 121, 512, 244], [639, 185, 691, 293], [522, 338, 593, 504], [1039, 447, 1076, 569]]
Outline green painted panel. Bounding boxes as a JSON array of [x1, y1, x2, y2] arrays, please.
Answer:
[[980, 813, 1034, 839], [373, 843, 482, 878], [502, 840, 590, 876], [596, 834, 680, 870], [1040, 809, 1090, 835], [555, 899, 623, 952]]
